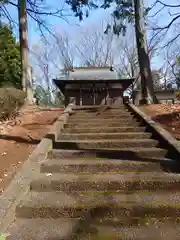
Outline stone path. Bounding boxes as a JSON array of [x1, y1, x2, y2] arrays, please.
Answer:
[[6, 105, 180, 239]]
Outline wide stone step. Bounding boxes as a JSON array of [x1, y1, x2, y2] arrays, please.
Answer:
[[82, 224, 180, 240], [8, 218, 180, 240], [71, 109, 131, 114], [63, 126, 146, 133], [68, 116, 134, 123], [30, 172, 180, 192], [65, 119, 139, 128], [59, 132, 152, 140], [48, 148, 167, 159], [117, 224, 180, 240], [67, 118, 135, 124], [53, 139, 158, 149], [69, 113, 133, 120], [40, 159, 164, 173], [7, 218, 79, 240], [93, 216, 180, 227], [16, 191, 180, 218], [73, 105, 125, 110], [72, 107, 128, 113]]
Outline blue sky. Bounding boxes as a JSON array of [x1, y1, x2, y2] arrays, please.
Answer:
[[6, 0, 170, 44], [4, 0, 179, 72]]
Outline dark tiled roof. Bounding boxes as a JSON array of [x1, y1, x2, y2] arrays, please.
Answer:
[[72, 66, 110, 70], [53, 78, 135, 94], [68, 69, 118, 80]]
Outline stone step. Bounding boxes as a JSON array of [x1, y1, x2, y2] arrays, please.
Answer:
[[40, 159, 164, 173], [93, 216, 179, 227], [71, 113, 131, 119], [62, 126, 146, 133], [7, 218, 79, 240], [68, 116, 134, 123], [72, 108, 128, 113], [73, 105, 125, 110], [71, 109, 131, 114], [53, 139, 158, 149], [116, 224, 180, 240], [7, 218, 180, 240], [30, 172, 180, 192], [65, 119, 139, 128], [67, 118, 135, 124], [69, 113, 133, 120], [16, 191, 180, 219], [80, 224, 180, 240], [58, 132, 152, 140], [48, 148, 167, 159]]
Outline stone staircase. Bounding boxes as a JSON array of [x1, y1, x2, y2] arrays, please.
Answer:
[[7, 105, 180, 239]]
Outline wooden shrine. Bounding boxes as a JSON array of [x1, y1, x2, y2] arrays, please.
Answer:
[[53, 67, 134, 106]]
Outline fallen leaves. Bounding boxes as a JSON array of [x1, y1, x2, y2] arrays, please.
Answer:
[[0, 105, 63, 194], [140, 104, 180, 140]]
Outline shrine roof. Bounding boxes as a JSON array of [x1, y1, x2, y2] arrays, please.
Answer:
[[53, 66, 135, 93], [68, 68, 118, 80], [53, 78, 135, 94]]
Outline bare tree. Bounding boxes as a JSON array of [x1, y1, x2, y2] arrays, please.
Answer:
[[116, 28, 138, 78], [74, 24, 115, 67], [31, 40, 59, 104], [54, 31, 74, 71], [165, 45, 180, 87], [148, 0, 180, 48], [18, 0, 33, 104], [134, 0, 158, 104]]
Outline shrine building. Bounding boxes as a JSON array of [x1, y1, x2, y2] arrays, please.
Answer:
[[53, 66, 135, 106]]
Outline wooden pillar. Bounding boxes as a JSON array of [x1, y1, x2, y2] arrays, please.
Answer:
[[64, 89, 69, 107], [93, 81, 95, 105], [79, 83, 81, 106], [106, 82, 108, 105], [76, 90, 80, 105]]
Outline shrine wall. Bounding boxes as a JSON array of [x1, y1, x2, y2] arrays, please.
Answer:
[[64, 82, 124, 106]]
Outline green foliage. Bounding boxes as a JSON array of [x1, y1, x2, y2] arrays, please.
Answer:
[[34, 85, 49, 106], [54, 94, 65, 107], [0, 23, 21, 88], [34, 85, 64, 107], [0, 88, 25, 120]]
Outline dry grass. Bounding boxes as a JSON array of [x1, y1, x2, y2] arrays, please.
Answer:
[[0, 87, 25, 120]]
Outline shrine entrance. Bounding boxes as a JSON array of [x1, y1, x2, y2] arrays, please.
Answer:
[[53, 79, 134, 107], [53, 67, 134, 106]]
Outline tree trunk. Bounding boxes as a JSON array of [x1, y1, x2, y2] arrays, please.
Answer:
[[134, 0, 158, 104], [18, 0, 33, 104]]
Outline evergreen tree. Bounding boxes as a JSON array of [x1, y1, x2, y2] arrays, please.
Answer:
[[0, 23, 21, 88]]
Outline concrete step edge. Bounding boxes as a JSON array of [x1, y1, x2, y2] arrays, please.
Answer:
[[16, 191, 180, 219], [55, 139, 157, 144]]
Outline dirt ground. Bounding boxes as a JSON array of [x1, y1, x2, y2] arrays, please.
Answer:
[[0, 106, 64, 193], [140, 104, 180, 140]]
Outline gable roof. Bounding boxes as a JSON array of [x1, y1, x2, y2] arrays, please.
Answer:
[[53, 78, 135, 94], [68, 67, 118, 80]]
